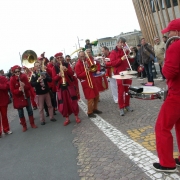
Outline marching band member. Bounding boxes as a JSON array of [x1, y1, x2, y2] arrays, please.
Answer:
[[52, 52, 81, 126], [101, 46, 118, 103], [10, 65, 37, 132], [110, 37, 133, 116], [30, 61, 56, 125], [153, 18, 180, 172], [0, 71, 12, 137], [65, 55, 80, 100], [75, 51, 102, 118]]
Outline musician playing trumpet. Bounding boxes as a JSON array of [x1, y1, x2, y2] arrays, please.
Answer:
[[10, 65, 37, 132], [52, 52, 81, 126]]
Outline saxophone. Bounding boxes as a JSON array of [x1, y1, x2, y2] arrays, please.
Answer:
[[18, 75, 27, 99], [59, 61, 66, 86]]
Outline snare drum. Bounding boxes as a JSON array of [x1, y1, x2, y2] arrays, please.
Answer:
[[132, 86, 162, 100]]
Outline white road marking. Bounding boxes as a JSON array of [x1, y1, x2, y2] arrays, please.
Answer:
[[78, 99, 180, 180]]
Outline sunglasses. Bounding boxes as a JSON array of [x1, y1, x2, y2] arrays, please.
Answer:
[[14, 71, 20, 73]]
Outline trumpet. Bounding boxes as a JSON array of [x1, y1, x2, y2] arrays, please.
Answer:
[[94, 56, 110, 67], [18, 75, 27, 99]]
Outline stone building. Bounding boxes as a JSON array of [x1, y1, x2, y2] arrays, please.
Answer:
[[132, 0, 180, 45]]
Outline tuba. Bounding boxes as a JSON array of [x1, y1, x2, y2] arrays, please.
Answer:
[[22, 50, 37, 68]]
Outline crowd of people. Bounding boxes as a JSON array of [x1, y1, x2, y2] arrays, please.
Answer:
[[0, 17, 180, 174]]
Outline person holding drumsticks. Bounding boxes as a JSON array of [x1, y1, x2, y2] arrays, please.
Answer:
[[153, 18, 180, 172], [110, 37, 133, 116]]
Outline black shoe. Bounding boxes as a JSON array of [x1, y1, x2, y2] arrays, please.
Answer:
[[50, 118, 57, 122], [33, 107, 37, 110], [41, 122, 46, 125], [88, 113, 96, 118], [54, 112, 56, 115], [175, 158, 180, 167], [93, 110, 102, 114], [153, 163, 177, 172], [46, 112, 49, 117]]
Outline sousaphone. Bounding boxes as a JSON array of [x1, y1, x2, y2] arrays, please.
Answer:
[[22, 50, 37, 68]]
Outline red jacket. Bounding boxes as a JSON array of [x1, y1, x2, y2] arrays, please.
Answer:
[[47, 63, 56, 92], [75, 59, 99, 99], [10, 73, 31, 98], [163, 39, 180, 96], [110, 46, 133, 75], [0, 76, 9, 106], [52, 63, 74, 89]]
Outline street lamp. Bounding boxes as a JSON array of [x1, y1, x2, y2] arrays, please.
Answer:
[[77, 36, 83, 48], [73, 43, 78, 56], [61, 48, 66, 56]]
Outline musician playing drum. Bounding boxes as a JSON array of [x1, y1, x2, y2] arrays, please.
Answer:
[[110, 37, 133, 116], [10, 65, 37, 132], [75, 51, 102, 118], [153, 18, 180, 172]]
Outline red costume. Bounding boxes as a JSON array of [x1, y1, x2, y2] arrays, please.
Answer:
[[0, 76, 11, 136], [94, 62, 108, 92], [75, 58, 100, 115], [155, 38, 180, 168], [110, 47, 132, 109], [10, 65, 37, 132], [52, 52, 80, 125]]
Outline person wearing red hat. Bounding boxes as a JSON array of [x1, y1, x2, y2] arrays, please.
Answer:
[[110, 37, 133, 116], [10, 65, 37, 132], [52, 52, 81, 126], [0, 71, 12, 137], [153, 18, 180, 172], [75, 51, 102, 118]]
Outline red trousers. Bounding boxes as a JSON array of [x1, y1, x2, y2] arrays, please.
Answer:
[[0, 106, 10, 134], [117, 79, 132, 109], [155, 94, 180, 167]]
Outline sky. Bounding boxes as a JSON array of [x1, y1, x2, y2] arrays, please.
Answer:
[[0, 0, 140, 72]]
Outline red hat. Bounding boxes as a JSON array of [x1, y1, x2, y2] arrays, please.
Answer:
[[54, 52, 63, 58], [11, 65, 21, 72], [161, 18, 180, 34], [38, 57, 43, 60]]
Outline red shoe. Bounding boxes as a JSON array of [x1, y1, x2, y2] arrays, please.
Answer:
[[22, 126, 27, 132], [31, 124, 38, 128], [63, 119, 70, 126], [76, 117, 81, 124]]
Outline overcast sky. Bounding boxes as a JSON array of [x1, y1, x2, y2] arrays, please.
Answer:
[[0, 0, 140, 72]]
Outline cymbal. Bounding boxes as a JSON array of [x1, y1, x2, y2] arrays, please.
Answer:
[[121, 70, 138, 75], [112, 75, 133, 80]]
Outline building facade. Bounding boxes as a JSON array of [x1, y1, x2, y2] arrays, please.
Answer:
[[92, 30, 142, 55], [132, 0, 180, 45]]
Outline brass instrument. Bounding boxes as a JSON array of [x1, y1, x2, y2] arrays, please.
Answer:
[[82, 60, 93, 89], [59, 61, 67, 86], [22, 50, 37, 68], [18, 75, 27, 99], [125, 43, 136, 59], [70, 47, 97, 72], [165, 36, 180, 51]]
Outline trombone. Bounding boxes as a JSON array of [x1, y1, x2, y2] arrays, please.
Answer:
[[122, 43, 136, 71]]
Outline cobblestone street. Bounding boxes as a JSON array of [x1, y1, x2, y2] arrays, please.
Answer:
[[73, 77, 180, 180]]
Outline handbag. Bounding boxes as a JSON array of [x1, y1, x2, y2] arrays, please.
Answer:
[[13, 96, 28, 109]]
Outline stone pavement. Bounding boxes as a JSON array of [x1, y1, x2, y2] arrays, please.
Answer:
[[72, 77, 180, 180]]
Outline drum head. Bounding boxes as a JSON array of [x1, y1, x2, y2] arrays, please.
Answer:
[[141, 86, 161, 94], [121, 70, 137, 75], [112, 75, 133, 80]]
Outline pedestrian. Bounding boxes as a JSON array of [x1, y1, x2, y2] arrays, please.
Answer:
[[154, 36, 166, 80], [139, 38, 155, 86], [153, 18, 180, 172]]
